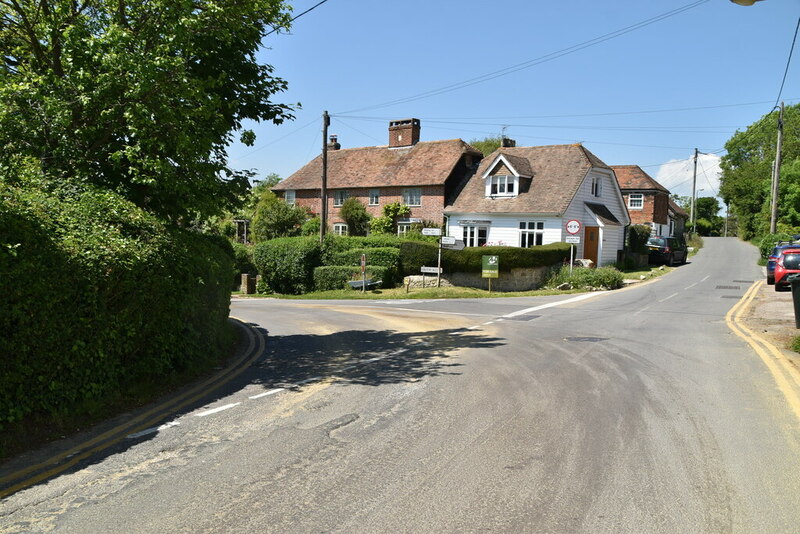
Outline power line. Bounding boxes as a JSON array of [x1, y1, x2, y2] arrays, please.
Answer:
[[265, 0, 332, 36], [337, 0, 710, 114], [775, 16, 800, 108]]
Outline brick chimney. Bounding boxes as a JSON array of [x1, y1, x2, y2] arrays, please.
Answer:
[[327, 134, 341, 151], [388, 118, 421, 148], [501, 136, 516, 148]]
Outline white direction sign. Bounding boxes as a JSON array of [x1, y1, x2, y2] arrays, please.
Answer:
[[440, 236, 456, 245], [566, 219, 581, 235], [422, 227, 442, 236], [421, 266, 442, 274], [565, 235, 580, 244]]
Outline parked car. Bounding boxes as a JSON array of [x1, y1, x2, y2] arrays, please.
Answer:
[[766, 240, 800, 284], [646, 236, 687, 266], [773, 247, 800, 291]]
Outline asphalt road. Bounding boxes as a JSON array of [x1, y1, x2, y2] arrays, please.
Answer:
[[2, 237, 800, 533]]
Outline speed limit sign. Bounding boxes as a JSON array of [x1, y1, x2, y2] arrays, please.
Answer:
[[566, 219, 581, 235]]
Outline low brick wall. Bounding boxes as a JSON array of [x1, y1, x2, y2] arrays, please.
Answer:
[[405, 266, 551, 292]]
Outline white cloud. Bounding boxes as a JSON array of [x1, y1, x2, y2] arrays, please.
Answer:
[[655, 153, 722, 199]]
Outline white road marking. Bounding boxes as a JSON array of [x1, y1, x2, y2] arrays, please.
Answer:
[[659, 292, 679, 302], [249, 388, 284, 400], [194, 403, 241, 417], [126, 421, 180, 439], [685, 282, 699, 289], [503, 292, 604, 319]]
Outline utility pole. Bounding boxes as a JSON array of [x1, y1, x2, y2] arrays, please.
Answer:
[[320, 111, 329, 243], [690, 148, 698, 233], [770, 102, 784, 234]]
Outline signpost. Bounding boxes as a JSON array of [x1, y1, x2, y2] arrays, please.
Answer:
[[360, 253, 367, 293], [422, 227, 442, 236], [420, 266, 442, 274], [482, 255, 499, 292], [565, 220, 581, 275]]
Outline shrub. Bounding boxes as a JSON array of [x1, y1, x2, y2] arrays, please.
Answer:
[[628, 224, 652, 254], [0, 182, 234, 428], [398, 241, 571, 276], [313, 266, 389, 291], [339, 197, 371, 236], [231, 241, 257, 288], [327, 247, 400, 285], [253, 236, 321, 294], [320, 234, 403, 265], [546, 265, 624, 290], [758, 232, 795, 260]]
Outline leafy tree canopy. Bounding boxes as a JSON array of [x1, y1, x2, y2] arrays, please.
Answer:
[[0, 0, 296, 222], [252, 190, 309, 241], [339, 197, 371, 236], [469, 136, 503, 157], [719, 103, 800, 238]]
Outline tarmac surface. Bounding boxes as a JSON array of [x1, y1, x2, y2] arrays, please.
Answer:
[[741, 279, 800, 365]]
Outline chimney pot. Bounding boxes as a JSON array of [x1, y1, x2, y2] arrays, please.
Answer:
[[388, 118, 421, 148], [327, 134, 340, 150], [501, 137, 516, 148]]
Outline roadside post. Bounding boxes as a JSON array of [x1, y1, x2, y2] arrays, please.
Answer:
[[482, 255, 499, 293], [788, 273, 800, 328], [360, 253, 366, 293], [565, 219, 582, 275], [424, 227, 443, 287]]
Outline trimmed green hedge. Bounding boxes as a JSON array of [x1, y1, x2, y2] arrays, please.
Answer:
[[320, 234, 403, 265], [253, 236, 322, 294], [399, 241, 571, 275], [628, 224, 652, 254], [313, 266, 389, 291], [1, 182, 234, 427], [327, 247, 400, 285]]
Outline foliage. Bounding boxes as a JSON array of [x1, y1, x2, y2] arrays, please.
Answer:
[[0, 0, 295, 223], [320, 234, 403, 264], [758, 232, 795, 260], [252, 190, 309, 241], [231, 242, 257, 285], [469, 136, 503, 156], [693, 197, 724, 236], [252, 236, 321, 294], [0, 179, 234, 427], [546, 266, 624, 290], [369, 201, 410, 235], [339, 197, 371, 236], [627, 224, 653, 254], [327, 247, 400, 285], [720, 104, 800, 239], [301, 216, 322, 236], [398, 241, 571, 275], [313, 266, 390, 292]]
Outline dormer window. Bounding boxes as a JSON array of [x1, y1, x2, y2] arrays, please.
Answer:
[[490, 175, 515, 196]]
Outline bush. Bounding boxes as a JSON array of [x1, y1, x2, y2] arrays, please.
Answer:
[[320, 234, 403, 265], [313, 266, 389, 291], [758, 232, 795, 260], [628, 224, 652, 254], [398, 241, 572, 276], [252, 236, 321, 294], [547, 265, 624, 290], [328, 247, 400, 285], [231, 242, 256, 287], [339, 197, 371, 236], [0, 181, 234, 428]]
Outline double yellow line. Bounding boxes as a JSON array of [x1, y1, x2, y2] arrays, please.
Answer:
[[0, 317, 265, 499], [726, 281, 800, 423]]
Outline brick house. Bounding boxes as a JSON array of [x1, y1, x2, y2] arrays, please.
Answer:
[[611, 165, 673, 237], [272, 119, 483, 235], [444, 143, 630, 267]]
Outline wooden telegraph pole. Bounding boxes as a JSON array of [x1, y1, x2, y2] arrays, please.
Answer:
[[770, 102, 784, 234], [320, 111, 330, 243]]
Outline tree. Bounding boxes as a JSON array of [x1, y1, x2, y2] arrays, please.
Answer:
[[719, 104, 800, 238], [469, 136, 503, 157], [252, 191, 309, 241], [369, 202, 410, 235], [0, 0, 296, 223], [339, 198, 371, 236]]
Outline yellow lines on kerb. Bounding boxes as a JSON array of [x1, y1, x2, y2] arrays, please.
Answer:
[[0, 317, 265, 499], [727, 281, 800, 423]]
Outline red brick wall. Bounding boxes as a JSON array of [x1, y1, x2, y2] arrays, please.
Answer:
[[625, 191, 669, 225], [286, 186, 446, 225]]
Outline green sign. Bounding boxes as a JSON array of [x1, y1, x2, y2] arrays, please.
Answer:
[[482, 255, 499, 278]]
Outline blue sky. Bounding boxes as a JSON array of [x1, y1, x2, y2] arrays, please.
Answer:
[[228, 0, 798, 203]]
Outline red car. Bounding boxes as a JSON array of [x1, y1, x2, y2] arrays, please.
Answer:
[[773, 248, 800, 291]]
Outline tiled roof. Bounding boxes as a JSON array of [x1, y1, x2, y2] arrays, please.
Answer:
[[445, 144, 610, 215], [669, 198, 689, 218], [272, 139, 482, 190], [611, 165, 669, 193]]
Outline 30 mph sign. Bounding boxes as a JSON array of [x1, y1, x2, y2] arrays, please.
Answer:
[[566, 219, 581, 235]]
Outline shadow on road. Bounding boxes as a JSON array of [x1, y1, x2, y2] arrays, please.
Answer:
[[249, 326, 505, 389]]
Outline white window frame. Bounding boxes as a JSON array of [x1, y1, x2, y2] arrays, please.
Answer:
[[402, 187, 422, 207], [628, 193, 644, 210], [519, 221, 544, 248], [397, 223, 411, 236], [464, 225, 488, 247], [333, 190, 349, 207], [284, 190, 295, 205], [489, 175, 516, 196], [333, 223, 348, 236], [369, 189, 380, 206], [591, 176, 603, 197]]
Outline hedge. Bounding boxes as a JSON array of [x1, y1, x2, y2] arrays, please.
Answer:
[[313, 266, 389, 291], [253, 236, 322, 294], [399, 241, 571, 275], [320, 234, 403, 265], [0, 182, 234, 428]]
